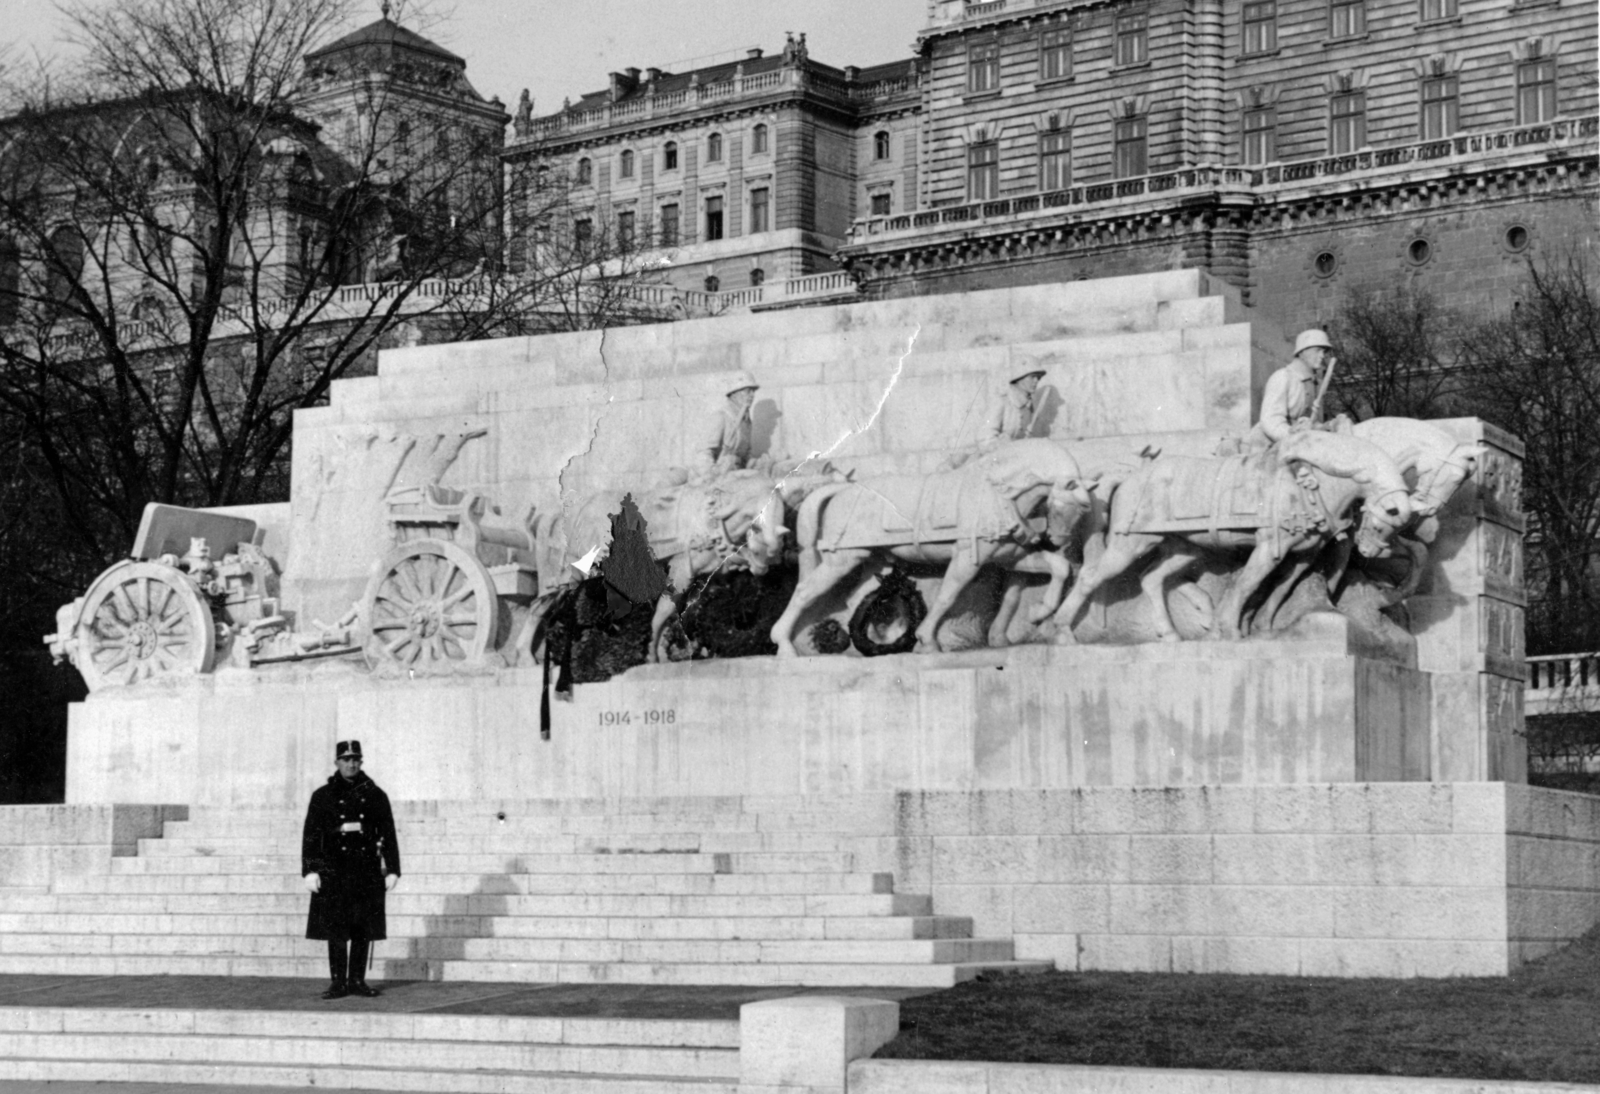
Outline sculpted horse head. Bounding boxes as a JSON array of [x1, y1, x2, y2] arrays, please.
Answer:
[[973, 438, 1093, 548], [1276, 431, 1412, 558], [1351, 417, 1482, 523]]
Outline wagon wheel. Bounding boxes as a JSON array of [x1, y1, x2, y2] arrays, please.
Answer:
[[363, 539, 498, 672], [74, 560, 216, 690]]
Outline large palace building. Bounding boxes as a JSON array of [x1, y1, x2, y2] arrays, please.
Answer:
[[512, 0, 1596, 327]]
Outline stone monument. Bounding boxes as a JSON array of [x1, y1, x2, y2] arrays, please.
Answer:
[[33, 269, 1590, 979]]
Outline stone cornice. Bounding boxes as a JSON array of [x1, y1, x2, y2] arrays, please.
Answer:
[[839, 118, 1597, 269]]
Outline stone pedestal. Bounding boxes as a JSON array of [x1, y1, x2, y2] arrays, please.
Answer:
[[67, 621, 1425, 807]]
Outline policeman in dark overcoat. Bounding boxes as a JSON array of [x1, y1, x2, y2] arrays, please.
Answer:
[[301, 740, 400, 999]]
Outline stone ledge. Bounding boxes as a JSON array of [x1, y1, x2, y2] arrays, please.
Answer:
[[850, 1059, 1597, 1093]]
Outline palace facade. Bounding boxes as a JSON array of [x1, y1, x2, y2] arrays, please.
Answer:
[[516, 0, 1596, 327]]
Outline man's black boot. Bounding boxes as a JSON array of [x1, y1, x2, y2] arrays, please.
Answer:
[[347, 938, 380, 996], [322, 940, 349, 998]]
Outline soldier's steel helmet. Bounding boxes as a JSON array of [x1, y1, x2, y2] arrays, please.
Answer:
[[725, 371, 760, 396], [1293, 329, 1333, 356], [1009, 365, 1047, 384]]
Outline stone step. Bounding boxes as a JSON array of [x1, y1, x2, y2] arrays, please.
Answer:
[[0, 1059, 739, 1093], [0, 1030, 736, 1078], [109, 851, 861, 875], [0, 891, 934, 917], [0, 932, 1016, 966], [0, 911, 974, 941], [0, 952, 1051, 986], [57, 871, 896, 896], [164, 809, 888, 838], [139, 830, 863, 855], [0, 1007, 740, 1047]]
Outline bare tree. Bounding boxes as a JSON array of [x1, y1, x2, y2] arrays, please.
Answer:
[[1326, 284, 1459, 422], [1456, 255, 1600, 655]]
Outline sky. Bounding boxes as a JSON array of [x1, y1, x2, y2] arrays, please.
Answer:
[[3, 0, 930, 114]]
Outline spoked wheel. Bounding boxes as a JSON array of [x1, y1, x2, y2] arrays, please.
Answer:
[[363, 540, 498, 672], [74, 561, 216, 690]]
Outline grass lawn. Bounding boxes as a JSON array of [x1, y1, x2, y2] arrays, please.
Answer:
[[876, 926, 1600, 1083]]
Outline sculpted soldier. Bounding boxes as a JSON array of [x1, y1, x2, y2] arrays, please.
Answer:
[[1250, 329, 1336, 449], [302, 740, 400, 999], [693, 371, 759, 480], [984, 366, 1047, 445]]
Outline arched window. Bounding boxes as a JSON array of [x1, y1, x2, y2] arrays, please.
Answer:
[[576, 157, 592, 184], [752, 124, 768, 153], [704, 274, 720, 292], [47, 226, 85, 305], [750, 267, 765, 287], [707, 132, 723, 162], [396, 119, 411, 155], [663, 141, 678, 170], [0, 235, 19, 325], [619, 149, 635, 178], [874, 131, 891, 160]]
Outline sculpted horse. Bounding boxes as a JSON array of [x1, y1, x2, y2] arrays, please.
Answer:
[[539, 474, 789, 663], [1320, 416, 1483, 607], [770, 439, 1093, 657], [1351, 417, 1481, 525], [1048, 431, 1414, 641]]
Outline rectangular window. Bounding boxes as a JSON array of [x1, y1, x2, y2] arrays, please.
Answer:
[[1420, 76, 1459, 139], [749, 187, 770, 233], [968, 42, 1000, 93], [966, 141, 999, 201], [1330, 91, 1366, 153], [1329, 0, 1365, 38], [1113, 117, 1147, 178], [573, 217, 593, 252], [1115, 12, 1148, 66], [1039, 130, 1070, 190], [1039, 27, 1071, 81], [1517, 59, 1557, 124], [870, 192, 893, 216], [1242, 0, 1277, 54], [705, 195, 724, 241], [1242, 106, 1276, 164], [1419, 0, 1457, 19], [659, 203, 679, 247], [617, 210, 635, 249]]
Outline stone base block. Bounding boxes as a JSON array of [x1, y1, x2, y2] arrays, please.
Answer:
[[740, 996, 899, 1094], [66, 630, 1426, 807], [884, 783, 1600, 978]]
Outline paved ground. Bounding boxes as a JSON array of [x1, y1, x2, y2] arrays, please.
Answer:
[[0, 972, 933, 1020]]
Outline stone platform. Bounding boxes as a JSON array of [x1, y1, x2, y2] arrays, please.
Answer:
[[66, 621, 1428, 807], [6, 783, 1599, 984]]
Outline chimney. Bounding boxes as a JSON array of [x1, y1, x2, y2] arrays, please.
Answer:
[[647, 67, 663, 81], [844, 65, 860, 81], [747, 48, 764, 60], [625, 67, 640, 81], [608, 69, 640, 101]]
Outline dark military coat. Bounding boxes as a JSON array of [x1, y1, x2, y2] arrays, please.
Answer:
[[301, 771, 401, 941]]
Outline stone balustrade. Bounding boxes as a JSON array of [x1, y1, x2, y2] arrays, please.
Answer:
[[847, 116, 1599, 244], [1526, 652, 1600, 716], [518, 65, 921, 145]]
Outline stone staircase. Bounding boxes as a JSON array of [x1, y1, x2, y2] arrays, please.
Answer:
[[1, 1006, 742, 1092], [0, 796, 1045, 988]]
